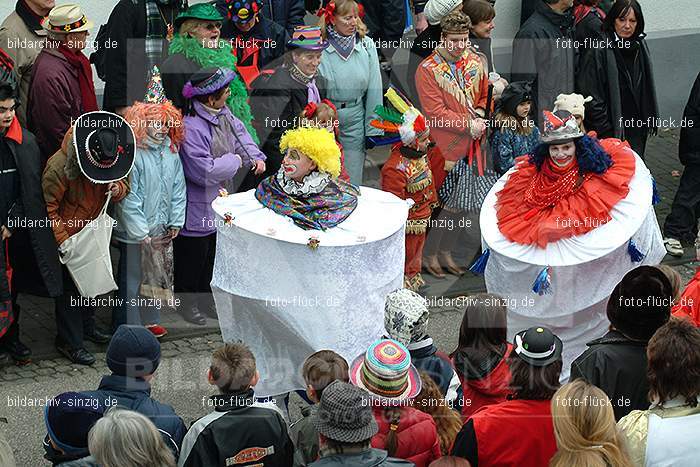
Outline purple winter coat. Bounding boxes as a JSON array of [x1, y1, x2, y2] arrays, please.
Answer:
[[27, 47, 84, 163], [179, 100, 266, 236]]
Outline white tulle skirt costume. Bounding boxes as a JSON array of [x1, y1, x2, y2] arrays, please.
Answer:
[[475, 137, 665, 381], [210, 187, 410, 396]]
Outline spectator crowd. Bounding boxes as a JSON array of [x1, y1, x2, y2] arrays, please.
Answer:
[[0, 0, 699, 465]]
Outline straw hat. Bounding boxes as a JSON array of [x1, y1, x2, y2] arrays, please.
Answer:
[[42, 4, 93, 34]]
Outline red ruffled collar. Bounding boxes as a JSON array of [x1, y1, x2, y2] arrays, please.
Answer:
[[495, 138, 636, 248]]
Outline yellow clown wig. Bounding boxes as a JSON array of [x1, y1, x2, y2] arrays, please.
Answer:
[[279, 127, 341, 178]]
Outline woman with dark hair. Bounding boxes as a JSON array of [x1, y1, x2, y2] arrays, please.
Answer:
[[576, 0, 659, 158], [570, 265, 673, 420], [618, 318, 700, 466], [451, 326, 562, 467], [450, 293, 512, 419], [462, 0, 496, 73], [0, 78, 62, 367]]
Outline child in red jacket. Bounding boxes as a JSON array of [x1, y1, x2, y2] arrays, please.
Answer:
[[450, 293, 512, 420], [350, 338, 442, 467]]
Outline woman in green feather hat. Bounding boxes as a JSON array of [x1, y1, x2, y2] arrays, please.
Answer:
[[160, 3, 259, 143]]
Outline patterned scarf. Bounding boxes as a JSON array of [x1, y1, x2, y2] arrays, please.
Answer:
[[169, 34, 258, 143], [254, 172, 360, 231], [326, 25, 356, 61], [288, 64, 321, 105]]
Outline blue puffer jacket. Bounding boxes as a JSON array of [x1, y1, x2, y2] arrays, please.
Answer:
[[82, 375, 187, 459], [113, 137, 186, 243]]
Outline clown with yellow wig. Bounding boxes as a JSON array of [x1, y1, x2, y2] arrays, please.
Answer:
[[254, 127, 360, 230]]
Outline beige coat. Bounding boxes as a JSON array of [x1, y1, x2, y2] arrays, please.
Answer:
[[617, 398, 700, 466], [0, 10, 47, 126]]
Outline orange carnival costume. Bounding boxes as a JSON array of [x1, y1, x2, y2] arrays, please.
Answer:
[[371, 88, 439, 291], [414, 37, 488, 189], [474, 110, 666, 380]]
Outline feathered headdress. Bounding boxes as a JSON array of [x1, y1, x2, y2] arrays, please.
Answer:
[[369, 87, 429, 146]]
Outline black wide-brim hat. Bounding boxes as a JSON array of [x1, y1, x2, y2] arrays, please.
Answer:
[[73, 111, 135, 184], [513, 326, 563, 367]]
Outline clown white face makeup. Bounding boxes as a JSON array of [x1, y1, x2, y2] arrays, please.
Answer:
[[549, 141, 576, 168], [282, 147, 317, 181], [146, 121, 168, 145]]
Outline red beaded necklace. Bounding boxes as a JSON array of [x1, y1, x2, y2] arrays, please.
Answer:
[[524, 159, 590, 210]]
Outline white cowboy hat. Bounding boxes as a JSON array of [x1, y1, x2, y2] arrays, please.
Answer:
[[42, 4, 93, 34]]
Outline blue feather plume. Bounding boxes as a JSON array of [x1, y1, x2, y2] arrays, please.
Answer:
[[532, 266, 552, 295], [652, 177, 660, 205], [628, 239, 646, 262], [469, 248, 490, 275]]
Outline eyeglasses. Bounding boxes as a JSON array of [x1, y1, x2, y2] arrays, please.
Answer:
[[204, 22, 223, 31]]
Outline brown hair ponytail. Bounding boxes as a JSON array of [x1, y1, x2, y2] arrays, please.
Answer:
[[383, 407, 402, 456]]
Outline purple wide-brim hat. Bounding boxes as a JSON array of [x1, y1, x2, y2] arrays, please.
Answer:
[[182, 68, 237, 99]]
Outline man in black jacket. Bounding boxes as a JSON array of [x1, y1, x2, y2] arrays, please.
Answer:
[[0, 78, 62, 366], [179, 342, 293, 467], [512, 0, 576, 125], [570, 266, 673, 420], [663, 72, 700, 256], [101, 0, 189, 114]]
